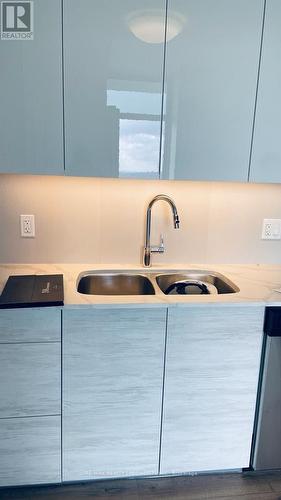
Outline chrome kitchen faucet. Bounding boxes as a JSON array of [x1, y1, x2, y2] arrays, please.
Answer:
[[143, 194, 180, 267]]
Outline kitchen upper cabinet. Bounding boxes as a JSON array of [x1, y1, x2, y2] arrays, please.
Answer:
[[63, 308, 166, 480], [161, 0, 264, 182], [250, 0, 281, 183], [64, 0, 165, 179], [0, 0, 64, 175], [160, 305, 264, 474]]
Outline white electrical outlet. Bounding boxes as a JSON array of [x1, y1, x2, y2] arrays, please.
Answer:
[[261, 219, 281, 240], [20, 215, 35, 238]]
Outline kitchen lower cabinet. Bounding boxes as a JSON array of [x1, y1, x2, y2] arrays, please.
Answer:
[[0, 303, 266, 484], [0, 343, 61, 418], [160, 305, 264, 474], [63, 308, 166, 480], [0, 0, 63, 174], [161, 0, 264, 181], [249, 0, 281, 183], [0, 308, 61, 343], [0, 416, 61, 487], [0, 308, 62, 486]]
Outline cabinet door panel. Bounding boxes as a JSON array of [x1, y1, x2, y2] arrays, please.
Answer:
[[160, 305, 264, 474], [63, 308, 166, 480], [0, 343, 61, 418], [0, 309, 61, 343], [250, 0, 281, 183], [161, 0, 264, 181], [0, 0, 63, 174], [64, 0, 165, 179], [0, 416, 61, 486]]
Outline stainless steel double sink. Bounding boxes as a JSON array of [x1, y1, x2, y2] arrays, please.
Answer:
[[77, 270, 239, 296]]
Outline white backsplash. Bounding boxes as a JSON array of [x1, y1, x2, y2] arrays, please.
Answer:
[[1, 174, 281, 264]]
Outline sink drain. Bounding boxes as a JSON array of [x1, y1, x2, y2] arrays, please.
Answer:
[[164, 279, 218, 295]]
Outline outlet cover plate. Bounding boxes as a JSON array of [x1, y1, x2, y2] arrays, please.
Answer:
[[20, 215, 35, 238], [262, 219, 281, 240]]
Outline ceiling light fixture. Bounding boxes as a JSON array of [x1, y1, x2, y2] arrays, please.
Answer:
[[127, 9, 185, 44]]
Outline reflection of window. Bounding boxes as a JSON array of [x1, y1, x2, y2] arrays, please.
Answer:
[[119, 119, 160, 178], [107, 86, 161, 178]]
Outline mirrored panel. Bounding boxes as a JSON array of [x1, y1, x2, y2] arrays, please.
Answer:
[[64, 0, 165, 179], [161, 0, 264, 181]]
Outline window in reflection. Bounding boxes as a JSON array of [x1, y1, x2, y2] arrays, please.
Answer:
[[119, 119, 160, 178], [107, 84, 162, 178]]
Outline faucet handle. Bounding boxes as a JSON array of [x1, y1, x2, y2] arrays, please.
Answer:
[[174, 214, 180, 229], [151, 234, 165, 254]]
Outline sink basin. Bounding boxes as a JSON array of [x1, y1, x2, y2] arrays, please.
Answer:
[[156, 271, 239, 295], [77, 273, 155, 295], [77, 269, 239, 296]]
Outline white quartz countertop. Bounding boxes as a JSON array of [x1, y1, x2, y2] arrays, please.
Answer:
[[1, 263, 281, 308]]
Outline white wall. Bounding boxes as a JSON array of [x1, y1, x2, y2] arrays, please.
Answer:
[[1, 174, 281, 264]]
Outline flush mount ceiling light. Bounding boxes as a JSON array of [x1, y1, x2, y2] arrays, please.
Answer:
[[127, 9, 185, 44]]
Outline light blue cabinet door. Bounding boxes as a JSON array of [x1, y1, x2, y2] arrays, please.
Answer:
[[0, 0, 63, 174], [160, 305, 264, 474], [64, 0, 165, 179], [161, 0, 264, 181], [250, 0, 281, 183], [0, 343, 61, 418], [63, 308, 166, 480], [0, 416, 61, 486]]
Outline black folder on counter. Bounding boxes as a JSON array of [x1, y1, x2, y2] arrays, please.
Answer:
[[0, 274, 64, 308]]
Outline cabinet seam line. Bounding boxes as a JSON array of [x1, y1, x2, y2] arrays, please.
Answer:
[[61, 0, 66, 172], [158, 0, 168, 179], [60, 309, 63, 483], [0, 414, 61, 420], [0, 341, 60, 345], [158, 308, 168, 475], [247, 0, 267, 182]]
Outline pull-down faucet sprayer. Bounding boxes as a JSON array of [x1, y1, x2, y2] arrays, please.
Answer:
[[143, 194, 180, 267]]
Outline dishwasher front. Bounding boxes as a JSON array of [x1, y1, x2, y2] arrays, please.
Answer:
[[252, 306, 281, 470]]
